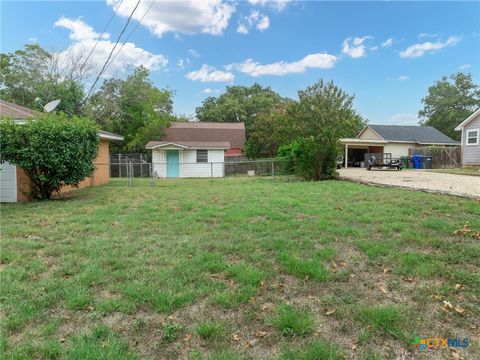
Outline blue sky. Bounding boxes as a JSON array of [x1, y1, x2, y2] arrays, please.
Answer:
[[1, 1, 479, 124]]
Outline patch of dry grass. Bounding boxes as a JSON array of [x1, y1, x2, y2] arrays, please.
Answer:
[[1, 177, 479, 359]]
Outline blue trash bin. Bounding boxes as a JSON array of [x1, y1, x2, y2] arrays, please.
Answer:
[[412, 155, 423, 169]]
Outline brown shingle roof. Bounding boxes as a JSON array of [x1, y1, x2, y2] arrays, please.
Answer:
[[0, 99, 38, 119], [145, 141, 230, 149], [158, 122, 246, 149]]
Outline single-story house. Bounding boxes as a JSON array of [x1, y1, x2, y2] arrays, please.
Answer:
[[455, 109, 480, 166], [145, 122, 246, 178], [0, 99, 123, 202], [341, 124, 458, 167]]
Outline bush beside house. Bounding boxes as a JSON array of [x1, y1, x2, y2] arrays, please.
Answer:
[[0, 113, 99, 199]]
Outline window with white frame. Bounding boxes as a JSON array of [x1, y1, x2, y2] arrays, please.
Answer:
[[196, 149, 208, 163], [466, 129, 479, 145]]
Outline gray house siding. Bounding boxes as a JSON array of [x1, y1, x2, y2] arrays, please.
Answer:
[[462, 114, 480, 166]]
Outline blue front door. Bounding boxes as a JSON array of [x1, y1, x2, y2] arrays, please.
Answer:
[[167, 150, 179, 178]]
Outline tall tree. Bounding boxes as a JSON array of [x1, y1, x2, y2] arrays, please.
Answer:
[[419, 73, 480, 140], [84, 66, 174, 152], [282, 80, 365, 180], [0, 44, 89, 115], [195, 83, 284, 133], [245, 100, 296, 158]]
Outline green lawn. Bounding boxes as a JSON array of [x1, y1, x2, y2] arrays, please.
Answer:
[[1, 177, 479, 359]]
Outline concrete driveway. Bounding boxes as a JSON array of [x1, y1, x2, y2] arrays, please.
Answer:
[[339, 168, 480, 199]]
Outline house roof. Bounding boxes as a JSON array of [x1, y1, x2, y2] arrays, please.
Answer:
[[99, 130, 123, 141], [145, 141, 230, 150], [1, 99, 123, 141], [361, 125, 458, 144], [455, 108, 480, 131], [0, 99, 38, 119], [154, 122, 246, 149]]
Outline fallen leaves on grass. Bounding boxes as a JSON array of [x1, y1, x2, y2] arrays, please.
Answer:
[[245, 339, 257, 348], [324, 308, 336, 316], [443, 301, 453, 311], [232, 333, 240, 341], [379, 286, 388, 294], [455, 284, 465, 290], [455, 305, 467, 316], [254, 330, 268, 338], [450, 348, 464, 360], [261, 303, 274, 312], [183, 333, 192, 342], [453, 221, 480, 239]]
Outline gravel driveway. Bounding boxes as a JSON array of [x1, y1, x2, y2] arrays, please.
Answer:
[[339, 168, 480, 199]]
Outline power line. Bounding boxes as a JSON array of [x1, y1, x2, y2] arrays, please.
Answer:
[[105, 0, 156, 73], [81, 0, 141, 106], [79, 0, 126, 73]]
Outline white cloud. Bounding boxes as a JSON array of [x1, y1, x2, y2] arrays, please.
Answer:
[[107, 0, 234, 37], [248, 0, 290, 11], [418, 32, 438, 38], [188, 49, 200, 58], [400, 35, 460, 58], [382, 37, 393, 47], [389, 113, 419, 125], [237, 24, 249, 34], [341, 36, 373, 58], [256, 15, 270, 30], [386, 75, 410, 81], [237, 10, 270, 34], [54, 17, 167, 76], [177, 59, 186, 69], [186, 64, 234, 82], [177, 50, 200, 69], [27, 37, 38, 43], [370, 46, 378, 51], [234, 53, 337, 77], [459, 64, 471, 70], [54, 16, 109, 41], [203, 88, 221, 94]]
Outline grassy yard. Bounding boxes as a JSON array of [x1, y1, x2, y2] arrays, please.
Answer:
[[1, 177, 479, 359]]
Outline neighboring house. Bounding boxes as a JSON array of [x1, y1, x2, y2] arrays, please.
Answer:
[[145, 122, 246, 178], [341, 124, 458, 167], [0, 99, 123, 202], [455, 109, 480, 166]]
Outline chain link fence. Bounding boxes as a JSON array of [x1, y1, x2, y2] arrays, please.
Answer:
[[93, 158, 294, 187]]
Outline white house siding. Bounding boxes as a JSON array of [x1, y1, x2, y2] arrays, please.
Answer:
[[152, 149, 225, 178], [0, 162, 17, 202], [461, 114, 480, 166], [152, 148, 167, 177], [383, 143, 416, 158]]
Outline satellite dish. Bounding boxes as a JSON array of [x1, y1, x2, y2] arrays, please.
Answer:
[[43, 99, 61, 113]]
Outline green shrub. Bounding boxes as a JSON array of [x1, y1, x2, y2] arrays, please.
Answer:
[[0, 113, 99, 199]]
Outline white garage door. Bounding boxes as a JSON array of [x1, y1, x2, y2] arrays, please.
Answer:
[[0, 162, 17, 202]]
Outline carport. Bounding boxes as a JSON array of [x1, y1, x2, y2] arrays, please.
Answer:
[[340, 138, 387, 168]]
